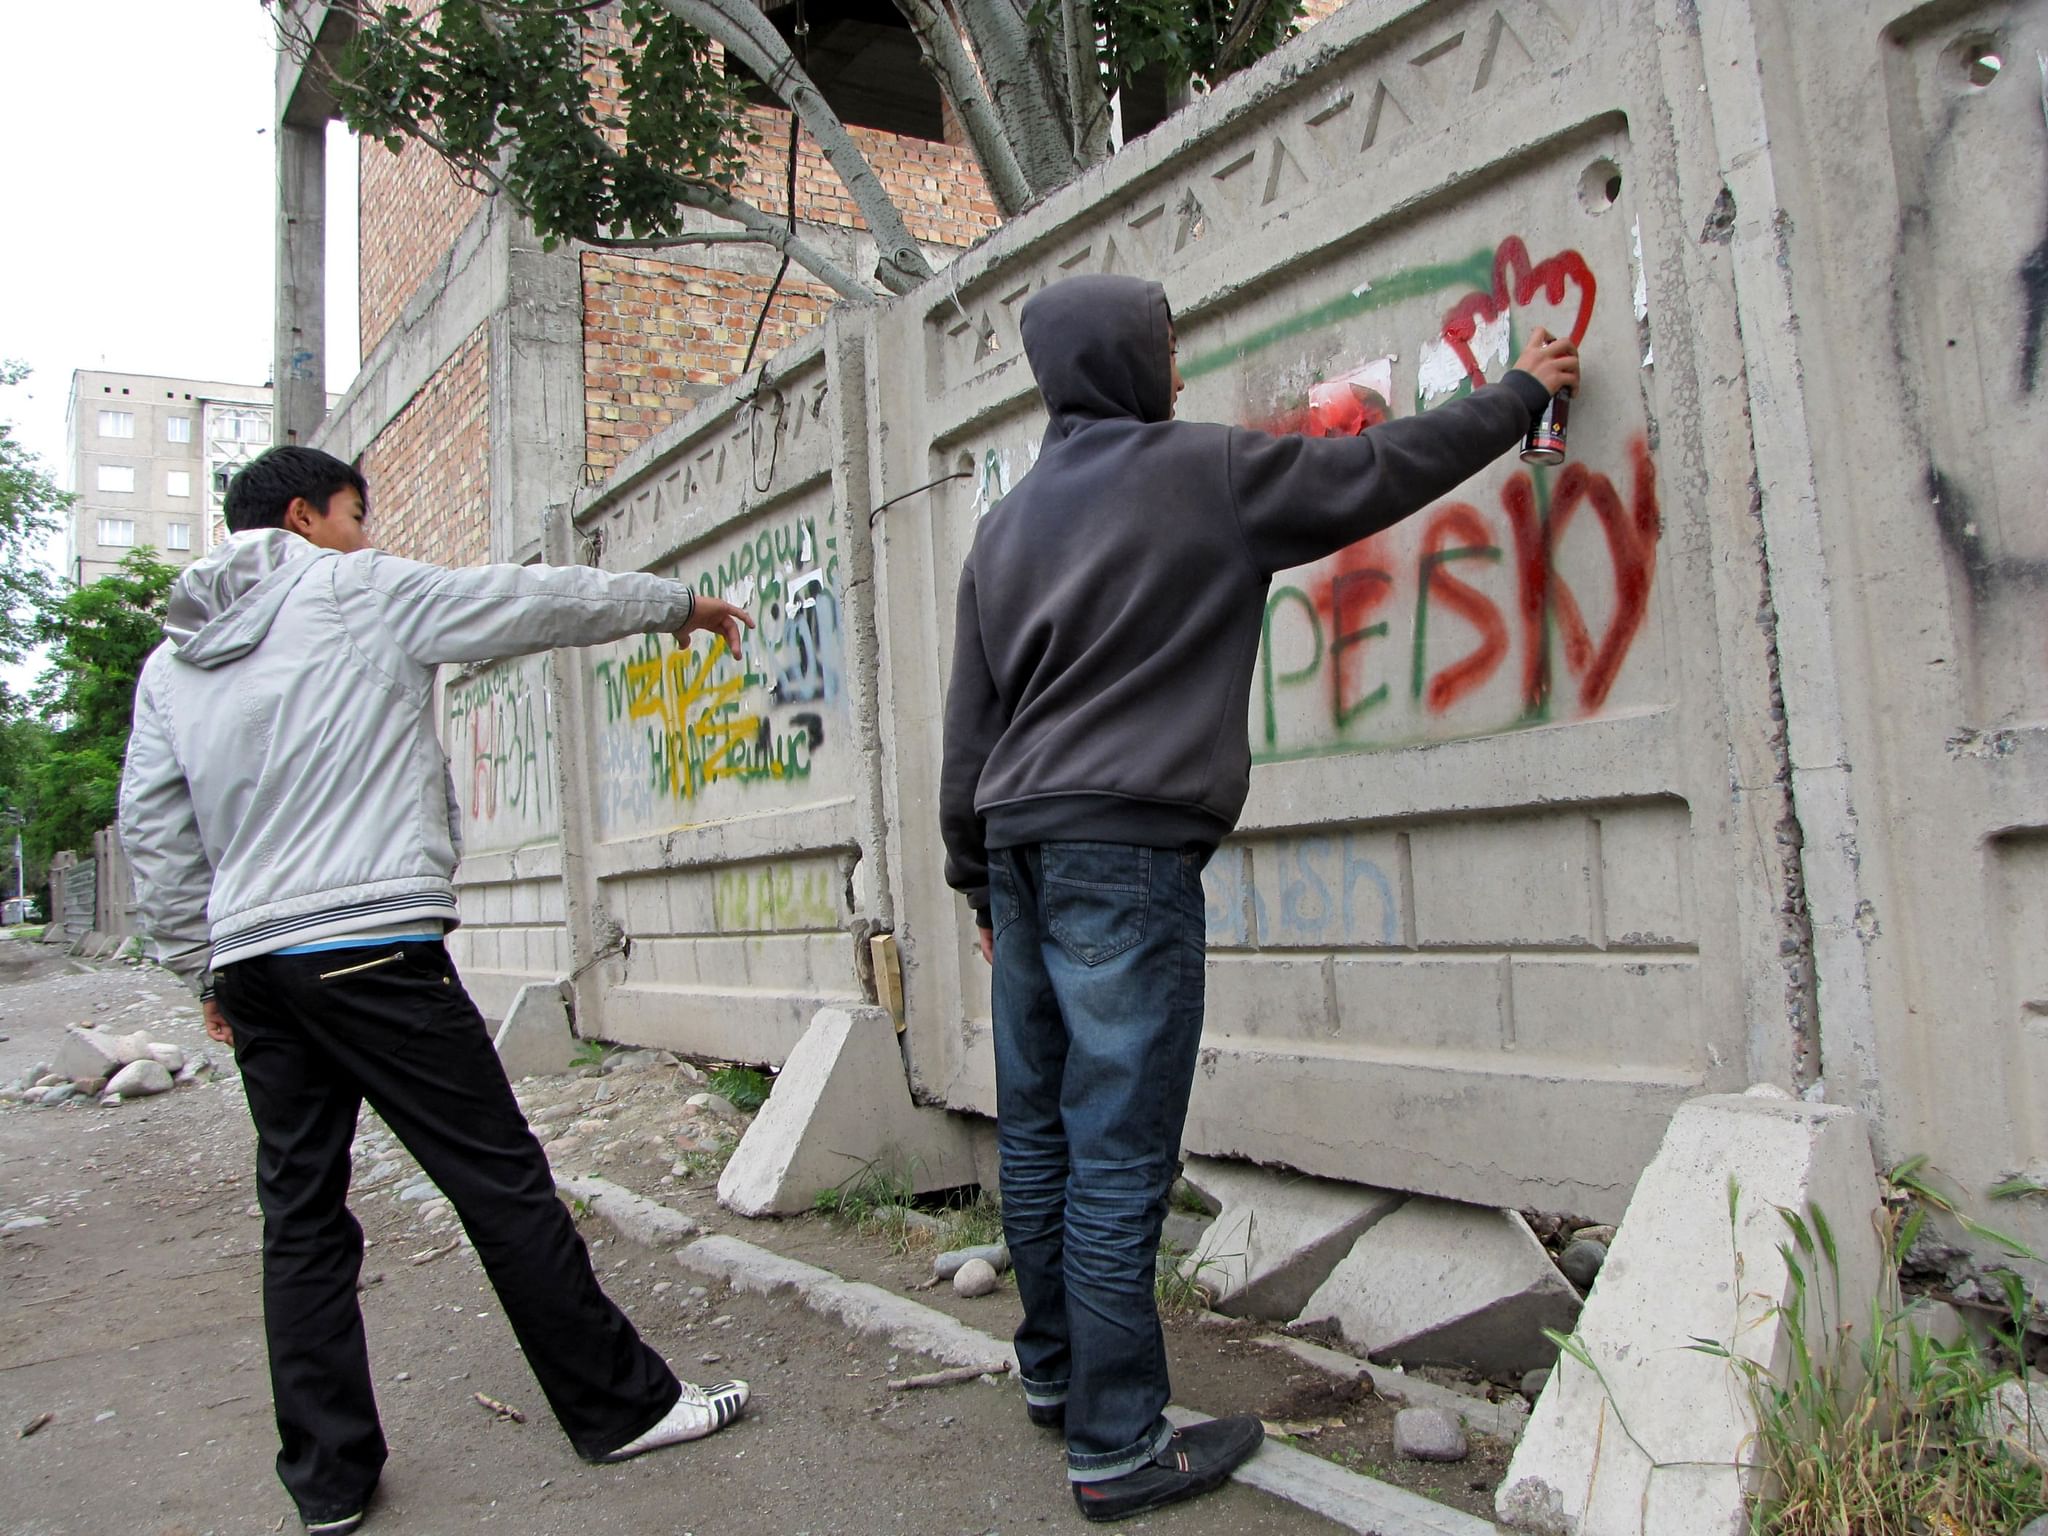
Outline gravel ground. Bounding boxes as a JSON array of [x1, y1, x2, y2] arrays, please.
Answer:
[[0, 941, 1379, 1536]]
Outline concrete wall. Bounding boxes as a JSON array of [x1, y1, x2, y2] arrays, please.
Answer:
[[283, 0, 2048, 1260]]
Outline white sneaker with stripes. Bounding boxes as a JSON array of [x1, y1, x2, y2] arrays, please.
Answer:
[[601, 1380, 750, 1461]]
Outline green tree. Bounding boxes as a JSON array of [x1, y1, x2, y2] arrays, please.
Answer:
[[271, 0, 1302, 299], [0, 363, 67, 884], [25, 550, 178, 868]]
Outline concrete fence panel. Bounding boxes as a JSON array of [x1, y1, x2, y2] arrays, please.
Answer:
[[388, 0, 2046, 1250], [869, 0, 1800, 1220]]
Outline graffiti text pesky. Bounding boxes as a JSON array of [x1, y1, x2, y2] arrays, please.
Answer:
[[1246, 235, 1663, 760]]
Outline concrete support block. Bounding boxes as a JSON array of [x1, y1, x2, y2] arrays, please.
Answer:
[[1495, 1095, 1883, 1535], [1178, 1155, 1405, 1318], [492, 983, 575, 1081], [1295, 1198, 1580, 1377], [718, 1005, 977, 1217]]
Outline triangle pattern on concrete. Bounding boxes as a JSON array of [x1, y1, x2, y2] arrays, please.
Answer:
[[1473, 9, 1539, 93]]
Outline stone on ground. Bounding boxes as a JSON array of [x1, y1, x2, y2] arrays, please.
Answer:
[[1993, 1377, 2048, 1466], [53, 1026, 126, 1085], [1178, 1155, 1405, 1319], [105, 1060, 174, 1098], [1393, 1406, 1469, 1462], [686, 1091, 740, 1121], [717, 1006, 976, 1217], [491, 982, 576, 1081], [146, 1043, 186, 1074], [1495, 1094, 1883, 1536], [1558, 1237, 1607, 1289], [1294, 1198, 1579, 1376], [952, 1258, 1000, 1298]]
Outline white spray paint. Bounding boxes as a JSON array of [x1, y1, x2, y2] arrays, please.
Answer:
[[1417, 311, 1508, 399]]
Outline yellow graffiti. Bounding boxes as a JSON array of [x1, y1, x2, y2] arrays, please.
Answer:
[[624, 642, 785, 800]]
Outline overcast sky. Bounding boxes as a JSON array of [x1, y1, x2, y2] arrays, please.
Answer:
[[0, 0, 360, 482]]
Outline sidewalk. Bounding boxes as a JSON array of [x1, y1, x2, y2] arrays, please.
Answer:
[[0, 942, 1498, 1535]]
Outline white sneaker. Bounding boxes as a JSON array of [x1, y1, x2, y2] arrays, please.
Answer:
[[601, 1380, 750, 1461]]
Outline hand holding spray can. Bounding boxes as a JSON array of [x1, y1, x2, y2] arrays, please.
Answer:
[[1511, 326, 1581, 465]]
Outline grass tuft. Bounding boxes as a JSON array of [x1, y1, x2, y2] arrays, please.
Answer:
[[706, 1065, 771, 1113]]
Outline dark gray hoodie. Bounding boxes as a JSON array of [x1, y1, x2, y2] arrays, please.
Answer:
[[939, 273, 1551, 914]]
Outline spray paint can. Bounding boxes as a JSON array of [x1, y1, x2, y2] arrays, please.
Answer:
[[1520, 387, 1571, 465]]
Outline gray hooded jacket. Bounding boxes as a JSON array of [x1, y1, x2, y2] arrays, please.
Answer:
[[119, 530, 696, 989], [939, 274, 1551, 914]]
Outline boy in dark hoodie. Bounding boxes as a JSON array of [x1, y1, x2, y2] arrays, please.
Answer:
[[939, 273, 1578, 1522]]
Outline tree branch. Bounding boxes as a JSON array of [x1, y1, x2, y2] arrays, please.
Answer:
[[890, 0, 1034, 216], [1213, 0, 1285, 74], [950, 0, 1083, 196], [651, 0, 936, 294], [602, 189, 876, 300]]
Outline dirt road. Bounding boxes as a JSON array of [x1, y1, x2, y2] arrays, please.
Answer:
[[0, 942, 1361, 1536]]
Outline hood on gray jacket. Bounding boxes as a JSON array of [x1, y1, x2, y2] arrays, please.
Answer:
[[164, 529, 328, 670], [1019, 274, 1175, 440]]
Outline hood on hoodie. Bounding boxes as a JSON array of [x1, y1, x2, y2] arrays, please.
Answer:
[[1019, 275, 1175, 441], [164, 528, 330, 670]]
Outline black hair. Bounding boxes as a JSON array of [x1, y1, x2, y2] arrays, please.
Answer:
[[223, 446, 369, 533]]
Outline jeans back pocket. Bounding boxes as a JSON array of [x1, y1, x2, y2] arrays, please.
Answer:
[[1043, 842, 1151, 966]]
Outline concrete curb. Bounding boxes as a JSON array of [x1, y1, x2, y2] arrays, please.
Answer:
[[1166, 1406, 1503, 1535], [556, 1174, 701, 1247], [676, 1232, 1018, 1374], [636, 1223, 1507, 1536]]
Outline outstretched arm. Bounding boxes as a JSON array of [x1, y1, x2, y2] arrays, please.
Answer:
[[336, 554, 752, 667], [1230, 330, 1580, 574]]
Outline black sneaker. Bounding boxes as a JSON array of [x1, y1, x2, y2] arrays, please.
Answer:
[[1070, 1415, 1265, 1523], [1027, 1400, 1065, 1432]]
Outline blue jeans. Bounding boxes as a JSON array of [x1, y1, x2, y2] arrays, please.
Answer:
[[987, 840, 1209, 1482]]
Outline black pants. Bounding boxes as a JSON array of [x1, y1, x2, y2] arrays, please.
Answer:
[[217, 942, 679, 1521]]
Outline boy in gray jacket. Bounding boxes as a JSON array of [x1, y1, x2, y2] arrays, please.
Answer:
[[940, 274, 1578, 1522], [120, 447, 753, 1534]]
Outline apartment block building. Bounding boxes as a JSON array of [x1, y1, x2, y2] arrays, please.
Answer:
[[65, 370, 272, 585]]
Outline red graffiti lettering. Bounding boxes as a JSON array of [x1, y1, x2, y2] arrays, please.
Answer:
[[1416, 503, 1508, 714], [1317, 538, 1397, 727], [1442, 237, 1597, 387], [1504, 437, 1662, 714]]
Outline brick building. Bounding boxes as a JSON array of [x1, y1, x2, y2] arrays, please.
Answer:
[[281, 0, 1000, 569]]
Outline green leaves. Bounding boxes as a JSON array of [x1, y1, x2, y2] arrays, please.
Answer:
[[327, 0, 754, 250], [24, 550, 179, 870]]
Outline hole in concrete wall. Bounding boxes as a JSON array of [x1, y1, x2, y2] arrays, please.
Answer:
[[1956, 33, 2003, 86], [1578, 158, 1622, 215]]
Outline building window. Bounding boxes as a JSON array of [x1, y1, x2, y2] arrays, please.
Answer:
[[97, 518, 136, 547], [166, 470, 191, 497], [167, 523, 192, 551], [98, 410, 134, 439], [97, 464, 135, 493], [216, 410, 271, 444], [166, 416, 192, 444]]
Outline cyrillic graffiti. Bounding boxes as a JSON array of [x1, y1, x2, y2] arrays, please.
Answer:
[[591, 507, 844, 830], [713, 861, 841, 932], [445, 659, 556, 845]]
